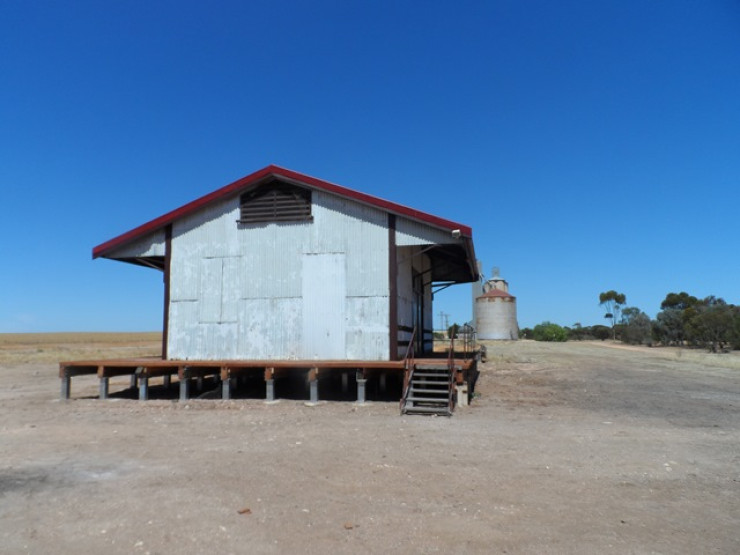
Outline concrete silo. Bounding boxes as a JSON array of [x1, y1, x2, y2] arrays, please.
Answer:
[[475, 267, 518, 340]]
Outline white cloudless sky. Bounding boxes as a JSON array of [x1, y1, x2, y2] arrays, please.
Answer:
[[1, 0, 739, 332]]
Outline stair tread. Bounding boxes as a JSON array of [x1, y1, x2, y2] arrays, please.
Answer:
[[410, 387, 448, 394], [407, 392, 449, 398], [403, 406, 452, 415], [409, 387, 450, 396], [414, 364, 462, 370]]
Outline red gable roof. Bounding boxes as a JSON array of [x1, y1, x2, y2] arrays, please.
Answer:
[[93, 164, 474, 259], [93, 165, 473, 258]]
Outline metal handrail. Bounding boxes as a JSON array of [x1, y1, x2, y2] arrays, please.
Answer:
[[447, 334, 456, 412], [459, 324, 476, 361], [403, 326, 416, 362], [400, 327, 417, 412]]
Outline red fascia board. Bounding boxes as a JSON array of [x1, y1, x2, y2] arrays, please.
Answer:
[[92, 165, 473, 259]]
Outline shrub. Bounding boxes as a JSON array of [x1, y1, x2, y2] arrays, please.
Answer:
[[532, 322, 568, 342], [590, 325, 611, 341]]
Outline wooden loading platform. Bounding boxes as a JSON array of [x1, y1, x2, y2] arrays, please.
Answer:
[[59, 357, 477, 407]]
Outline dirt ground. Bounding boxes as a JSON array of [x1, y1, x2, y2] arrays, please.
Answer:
[[1, 335, 739, 554]]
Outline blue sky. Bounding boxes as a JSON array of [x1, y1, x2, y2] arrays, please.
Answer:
[[1, 0, 739, 332]]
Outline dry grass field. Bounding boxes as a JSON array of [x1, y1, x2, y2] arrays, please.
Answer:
[[0, 332, 161, 364], [1, 335, 739, 554]]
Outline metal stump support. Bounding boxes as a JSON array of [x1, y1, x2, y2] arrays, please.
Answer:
[[99, 377, 109, 400], [138, 376, 149, 401], [61, 376, 70, 400], [309, 379, 318, 404], [180, 375, 189, 401], [356, 370, 367, 404]]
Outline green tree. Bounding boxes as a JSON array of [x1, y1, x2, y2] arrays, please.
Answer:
[[732, 307, 740, 350], [654, 292, 700, 346], [532, 322, 568, 342], [568, 322, 585, 341], [599, 290, 626, 340], [685, 297, 735, 352], [620, 307, 652, 345], [653, 307, 684, 345], [661, 292, 699, 311]]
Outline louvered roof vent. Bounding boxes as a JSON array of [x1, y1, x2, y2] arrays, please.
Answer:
[[238, 180, 312, 224]]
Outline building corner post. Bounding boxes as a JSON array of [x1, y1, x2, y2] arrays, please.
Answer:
[[388, 214, 398, 360], [162, 224, 172, 360]]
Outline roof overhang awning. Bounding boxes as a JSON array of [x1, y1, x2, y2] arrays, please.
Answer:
[[423, 239, 478, 284], [113, 256, 166, 271]]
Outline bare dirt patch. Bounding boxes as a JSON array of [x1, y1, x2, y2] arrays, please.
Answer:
[[1, 336, 739, 553]]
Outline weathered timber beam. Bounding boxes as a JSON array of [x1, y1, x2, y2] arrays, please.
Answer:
[[263, 366, 295, 380], [59, 365, 98, 378]]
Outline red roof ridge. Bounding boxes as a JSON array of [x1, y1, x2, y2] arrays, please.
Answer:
[[93, 165, 473, 259]]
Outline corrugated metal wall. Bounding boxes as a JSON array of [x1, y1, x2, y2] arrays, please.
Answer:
[[105, 230, 166, 258], [105, 189, 463, 361], [396, 217, 453, 247], [166, 190, 392, 360], [396, 247, 433, 357], [301, 253, 346, 359]]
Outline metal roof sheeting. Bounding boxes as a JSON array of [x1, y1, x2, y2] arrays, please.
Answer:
[[93, 165, 473, 259]]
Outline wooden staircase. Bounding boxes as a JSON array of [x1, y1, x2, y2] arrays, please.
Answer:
[[401, 363, 455, 416]]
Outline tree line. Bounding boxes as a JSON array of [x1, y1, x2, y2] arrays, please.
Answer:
[[520, 291, 740, 352]]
